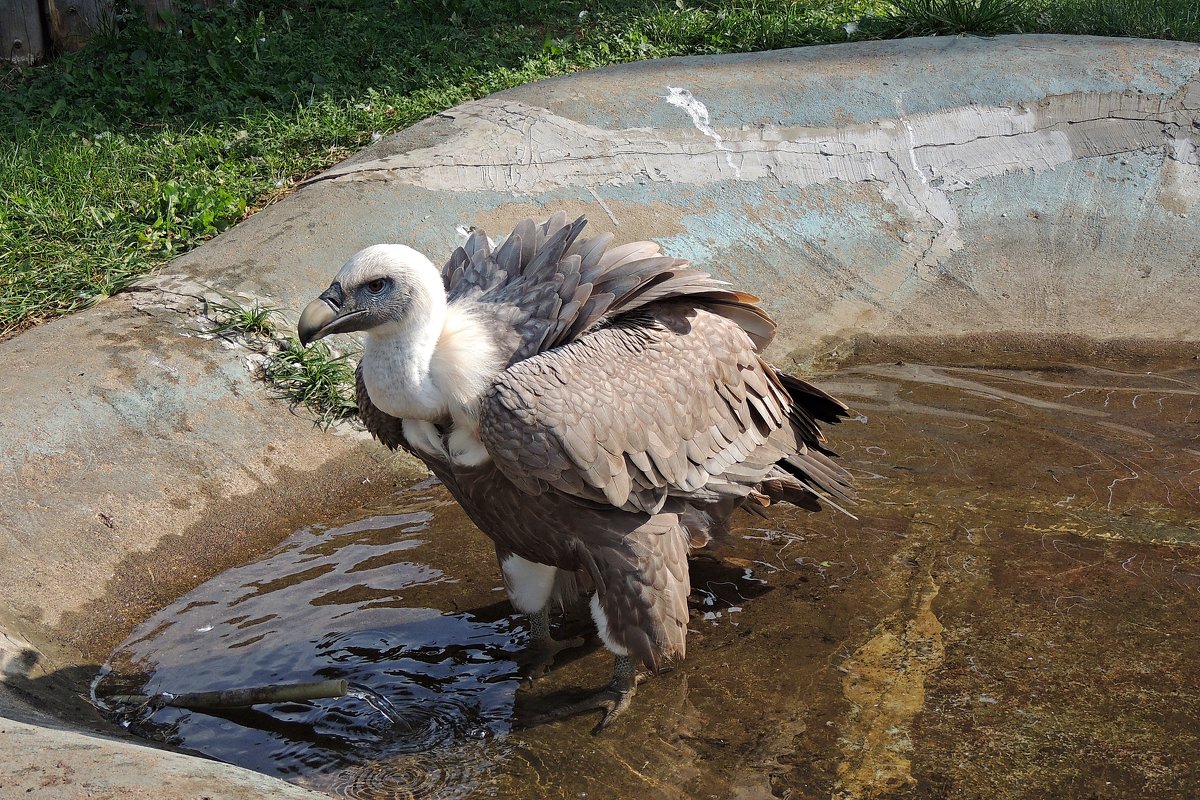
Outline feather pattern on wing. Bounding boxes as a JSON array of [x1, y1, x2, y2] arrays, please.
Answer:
[[441, 212, 776, 365], [479, 301, 854, 518]]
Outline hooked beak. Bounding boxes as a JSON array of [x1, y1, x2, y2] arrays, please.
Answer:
[[297, 282, 366, 345]]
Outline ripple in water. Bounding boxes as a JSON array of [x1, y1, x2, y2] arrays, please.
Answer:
[[97, 489, 522, 799], [321, 741, 494, 800], [346, 683, 407, 727], [304, 693, 500, 800]]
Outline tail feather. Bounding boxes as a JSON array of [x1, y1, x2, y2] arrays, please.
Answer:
[[785, 448, 856, 502], [779, 372, 850, 424]]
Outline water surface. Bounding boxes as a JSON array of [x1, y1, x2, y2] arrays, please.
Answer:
[[99, 356, 1200, 799]]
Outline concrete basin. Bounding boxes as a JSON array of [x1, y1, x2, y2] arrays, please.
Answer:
[[1, 34, 1197, 799]]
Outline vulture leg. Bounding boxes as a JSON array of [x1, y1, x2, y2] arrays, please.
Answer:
[[523, 654, 643, 735], [522, 518, 690, 731], [500, 552, 585, 684], [519, 607, 585, 685]]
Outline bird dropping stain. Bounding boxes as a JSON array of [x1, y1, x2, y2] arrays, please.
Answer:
[[665, 87, 742, 179]]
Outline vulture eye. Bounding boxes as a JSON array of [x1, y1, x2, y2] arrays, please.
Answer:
[[366, 278, 387, 295]]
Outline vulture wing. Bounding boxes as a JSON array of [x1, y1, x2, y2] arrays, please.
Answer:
[[441, 212, 776, 365], [479, 301, 854, 517], [363, 212, 852, 520]]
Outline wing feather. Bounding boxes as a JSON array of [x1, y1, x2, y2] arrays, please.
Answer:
[[441, 215, 774, 366], [480, 303, 853, 516], [570, 231, 615, 272], [435, 214, 852, 523]]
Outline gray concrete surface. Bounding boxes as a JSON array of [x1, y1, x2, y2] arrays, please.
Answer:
[[0, 715, 329, 799], [0, 33, 1197, 798]]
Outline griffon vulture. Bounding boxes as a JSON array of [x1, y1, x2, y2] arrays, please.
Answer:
[[298, 213, 853, 731]]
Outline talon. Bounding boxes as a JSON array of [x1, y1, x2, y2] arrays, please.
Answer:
[[590, 688, 636, 734], [519, 654, 640, 733]]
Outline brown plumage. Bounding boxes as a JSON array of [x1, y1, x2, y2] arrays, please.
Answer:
[[299, 213, 853, 729]]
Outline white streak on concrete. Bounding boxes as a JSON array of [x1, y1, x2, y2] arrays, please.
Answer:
[[317, 94, 1190, 198], [902, 120, 927, 186], [665, 87, 742, 179], [588, 186, 621, 225], [145, 356, 179, 375], [896, 94, 928, 186]]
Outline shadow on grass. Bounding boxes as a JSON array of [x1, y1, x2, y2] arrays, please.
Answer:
[[0, 0, 878, 137]]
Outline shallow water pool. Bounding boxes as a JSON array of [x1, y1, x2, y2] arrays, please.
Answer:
[[97, 355, 1200, 799]]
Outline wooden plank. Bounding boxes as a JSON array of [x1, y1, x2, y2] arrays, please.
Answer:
[[46, 0, 112, 53], [0, 0, 46, 65]]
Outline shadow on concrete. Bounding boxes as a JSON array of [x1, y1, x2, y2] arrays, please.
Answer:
[[2, 661, 110, 729]]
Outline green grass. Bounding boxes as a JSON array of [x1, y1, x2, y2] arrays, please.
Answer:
[[205, 297, 283, 339], [866, 0, 1199, 39], [875, 0, 1028, 36], [261, 338, 360, 425], [198, 295, 357, 422], [1, 0, 1197, 340], [1034, 0, 1199, 40], [0, 0, 886, 337]]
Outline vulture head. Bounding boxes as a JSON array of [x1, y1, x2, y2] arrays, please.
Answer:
[[298, 244, 445, 346]]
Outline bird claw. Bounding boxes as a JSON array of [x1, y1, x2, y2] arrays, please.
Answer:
[[517, 635, 586, 687], [520, 672, 643, 734], [589, 683, 637, 735]]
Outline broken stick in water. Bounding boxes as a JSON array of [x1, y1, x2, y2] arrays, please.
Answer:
[[106, 678, 348, 711]]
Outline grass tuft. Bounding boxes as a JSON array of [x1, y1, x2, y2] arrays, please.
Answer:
[[261, 339, 359, 426], [206, 297, 283, 339], [876, 0, 1030, 36], [198, 296, 357, 425]]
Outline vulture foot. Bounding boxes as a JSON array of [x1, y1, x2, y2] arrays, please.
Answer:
[[519, 608, 585, 685], [523, 655, 642, 735]]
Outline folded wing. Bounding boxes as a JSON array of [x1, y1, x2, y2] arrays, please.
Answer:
[[479, 301, 853, 518]]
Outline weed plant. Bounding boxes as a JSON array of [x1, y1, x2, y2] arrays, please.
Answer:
[[261, 338, 359, 425], [205, 297, 283, 338]]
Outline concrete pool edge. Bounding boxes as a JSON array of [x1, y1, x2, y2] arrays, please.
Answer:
[[1, 33, 1197, 798]]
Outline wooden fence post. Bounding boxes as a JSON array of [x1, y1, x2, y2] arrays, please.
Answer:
[[3, 0, 232, 63], [138, 0, 177, 29], [46, 0, 113, 53], [1, 0, 47, 65]]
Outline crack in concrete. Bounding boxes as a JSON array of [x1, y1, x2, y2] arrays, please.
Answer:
[[296, 91, 1198, 302], [306, 90, 1200, 197]]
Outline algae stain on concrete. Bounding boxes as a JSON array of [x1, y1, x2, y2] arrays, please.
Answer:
[[835, 571, 945, 800]]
